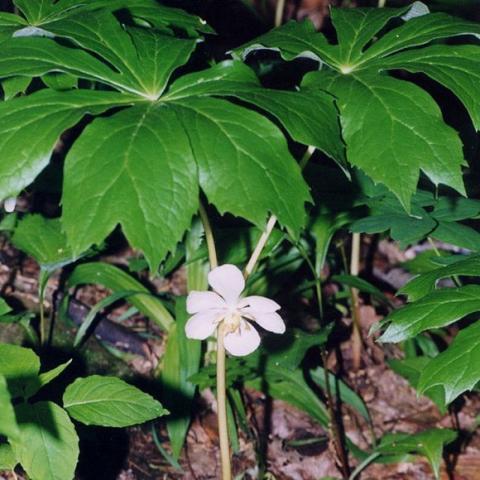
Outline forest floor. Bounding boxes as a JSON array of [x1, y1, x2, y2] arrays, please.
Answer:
[[1, 238, 480, 480]]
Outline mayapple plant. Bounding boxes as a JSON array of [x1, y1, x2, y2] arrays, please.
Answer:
[[0, 0, 480, 478]]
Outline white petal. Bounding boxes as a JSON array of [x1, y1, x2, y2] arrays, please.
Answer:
[[223, 321, 260, 357], [239, 295, 280, 314], [4, 197, 16, 213], [208, 264, 245, 306], [253, 312, 286, 334], [186, 291, 226, 314], [185, 310, 222, 340]]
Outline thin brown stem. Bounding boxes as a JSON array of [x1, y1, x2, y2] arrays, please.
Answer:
[[296, 241, 350, 478]]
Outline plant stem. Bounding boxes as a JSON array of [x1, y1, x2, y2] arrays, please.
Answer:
[[199, 202, 218, 269], [216, 322, 231, 480], [244, 215, 277, 278], [350, 233, 362, 371], [274, 0, 286, 27], [427, 237, 462, 287], [38, 269, 49, 347], [244, 146, 315, 278], [199, 202, 231, 479], [296, 242, 350, 478]]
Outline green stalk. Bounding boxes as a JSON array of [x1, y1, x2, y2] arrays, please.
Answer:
[[198, 201, 232, 479]]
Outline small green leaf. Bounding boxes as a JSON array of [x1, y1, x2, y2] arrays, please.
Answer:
[[12, 214, 75, 271], [350, 194, 437, 246], [25, 360, 72, 399], [376, 428, 456, 478], [2, 76, 31, 99], [63, 375, 168, 427], [0, 343, 40, 399], [11, 401, 79, 480], [431, 221, 480, 252], [0, 298, 11, 316], [247, 368, 329, 428], [400, 254, 480, 301], [310, 367, 370, 423], [0, 374, 20, 440], [379, 285, 480, 343], [418, 321, 480, 404], [73, 290, 141, 347], [332, 274, 391, 305], [67, 262, 174, 331]]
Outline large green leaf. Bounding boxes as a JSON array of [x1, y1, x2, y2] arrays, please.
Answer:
[[0, 12, 26, 42], [62, 103, 198, 271], [63, 375, 167, 427], [418, 321, 480, 404], [166, 61, 345, 165], [361, 12, 480, 63], [172, 97, 311, 236], [0, 343, 40, 399], [378, 45, 480, 130], [11, 401, 79, 480], [0, 89, 134, 201], [43, 11, 197, 98], [329, 5, 415, 65], [379, 285, 480, 343], [67, 262, 174, 331], [304, 70, 465, 209], [163, 298, 201, 459], [235, 4, 480, 207], [11, 0, 211, 36], [0, 37, 139, 94]]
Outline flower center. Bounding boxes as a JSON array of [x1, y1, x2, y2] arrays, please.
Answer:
[[223, 310, 242, 334]]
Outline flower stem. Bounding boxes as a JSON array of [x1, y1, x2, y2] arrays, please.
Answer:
[[216, 322, 231, 480], [198, 201, 231, 479]]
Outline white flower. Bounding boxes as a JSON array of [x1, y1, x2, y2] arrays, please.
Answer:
[[185, 264, 285, 356]]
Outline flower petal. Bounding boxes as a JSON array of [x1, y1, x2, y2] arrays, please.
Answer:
[[238, 295, 280, 314], [187, 291, 226, 314], [185, 310, 223, 340], [208, 264, 245, 306], [223, 320, 260, 357], [253, 312, 286, 334]]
